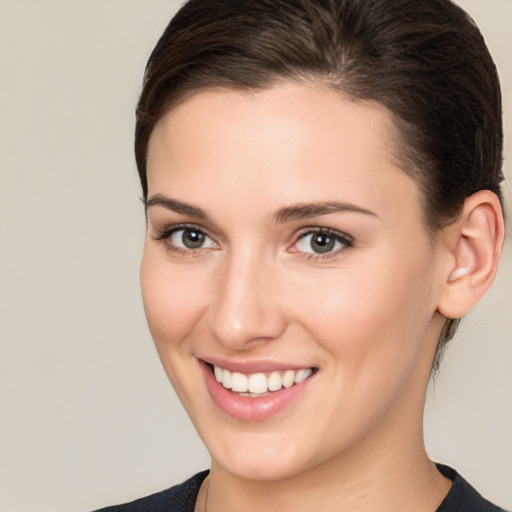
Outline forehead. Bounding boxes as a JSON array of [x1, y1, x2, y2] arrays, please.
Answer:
[[146, 83, 423, 224]]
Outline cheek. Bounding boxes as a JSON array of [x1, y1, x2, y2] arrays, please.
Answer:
[[284, 254, 438, 441], [289, 247, 438, 370], [140, 249, 207, 351]]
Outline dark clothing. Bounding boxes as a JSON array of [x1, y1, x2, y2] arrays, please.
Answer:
[[95, 465, 507, 512], [435, 465, 507, 512], [94, 470, 208, 512]]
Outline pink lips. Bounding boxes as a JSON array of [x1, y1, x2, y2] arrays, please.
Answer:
[[199, 359, 315, 422]]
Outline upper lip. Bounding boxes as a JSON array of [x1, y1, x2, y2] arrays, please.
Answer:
[[200, 356, 315, 374]]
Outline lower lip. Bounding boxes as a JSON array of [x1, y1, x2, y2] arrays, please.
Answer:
[[200, 361, 315, 421]]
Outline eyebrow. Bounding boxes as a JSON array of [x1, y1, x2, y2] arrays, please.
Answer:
[[146, 194, 207, 219], [145, 194, 378, 223], [273, 201, 378, 223]]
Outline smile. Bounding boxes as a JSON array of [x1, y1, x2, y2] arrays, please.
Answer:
[[200, 360, 317, 421], [213, 365, 313, 396]]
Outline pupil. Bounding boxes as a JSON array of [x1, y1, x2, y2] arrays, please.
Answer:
[[182, 230, 205, 249], [311, 234, 335, 254]]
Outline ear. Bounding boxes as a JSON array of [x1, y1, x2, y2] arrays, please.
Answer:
[[437, 190, 505, 319]]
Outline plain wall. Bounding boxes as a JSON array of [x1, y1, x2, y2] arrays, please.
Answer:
[[0, 1, 510, 511]]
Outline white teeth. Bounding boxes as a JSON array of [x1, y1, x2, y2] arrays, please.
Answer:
[[212, 365, 314, 395], [222, 368, 232, 389], [231, 372, 248, 392], [248, 373, 268, 394], [294, 368, 312, 384], [267, 371, 282, 391], [282, 370, 295, 388]]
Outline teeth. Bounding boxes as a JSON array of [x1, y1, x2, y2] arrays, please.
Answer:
[[294, 368, 312, 384], [267, 371, 282, 391], [222, 368, 232, 389], [248, 373, 268, 394], [231, 372, 248, 392], [282, 370, 295, 388], [212, 365, 313, 395]]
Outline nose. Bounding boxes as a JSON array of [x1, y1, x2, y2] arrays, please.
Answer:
[[207, 248, 287, 350]]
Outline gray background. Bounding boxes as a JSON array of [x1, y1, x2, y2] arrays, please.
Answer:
[[0, 1, 510, 511]]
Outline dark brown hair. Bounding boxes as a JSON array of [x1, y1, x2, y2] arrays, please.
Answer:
[[135, 0, 504, 368]]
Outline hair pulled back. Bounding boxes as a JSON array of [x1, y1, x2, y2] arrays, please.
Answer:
[[135, 0, 505, 367]]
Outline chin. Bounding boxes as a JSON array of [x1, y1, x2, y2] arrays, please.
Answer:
[[218, 454, 310, 482], [204, 428, 320, 482]]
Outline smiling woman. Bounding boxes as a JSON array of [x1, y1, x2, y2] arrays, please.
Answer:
[[93, 0, 508, 511], [141, 86, 451, 481]]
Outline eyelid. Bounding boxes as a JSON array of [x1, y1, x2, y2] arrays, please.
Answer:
[[152, 222, 219, 254], [151, 223, 352, 259], [293, 226, 353, 244], [152, 222, 211, 240], [288, 226, 354, 259]]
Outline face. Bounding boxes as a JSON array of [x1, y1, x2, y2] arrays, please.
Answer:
[[141, 83, 446, 482]]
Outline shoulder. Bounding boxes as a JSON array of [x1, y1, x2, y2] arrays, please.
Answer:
[[436, 464, 508, 512], [92, 470, 209, 512]]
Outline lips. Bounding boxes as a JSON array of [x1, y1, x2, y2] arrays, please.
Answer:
[[213, 365, 313, 395], [200, 359, 316, 421]]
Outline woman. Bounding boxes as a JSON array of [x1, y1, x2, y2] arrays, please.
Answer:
[[97, 0, 507, 510]]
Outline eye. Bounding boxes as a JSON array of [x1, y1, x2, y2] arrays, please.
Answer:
[[153, 225, 218, 253], [293, 229, 352, 256], [171, 228, 216, 250]]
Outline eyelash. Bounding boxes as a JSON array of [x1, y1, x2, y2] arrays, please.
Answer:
[[152, 224, 353, 260], [290, 227, 354, 261], [153, 223, 218, 257]]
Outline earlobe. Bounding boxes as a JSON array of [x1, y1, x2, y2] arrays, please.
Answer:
[[437, 190, 504, 319]]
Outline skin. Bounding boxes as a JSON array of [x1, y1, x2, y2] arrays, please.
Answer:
[[140, 82, 463, 512]]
